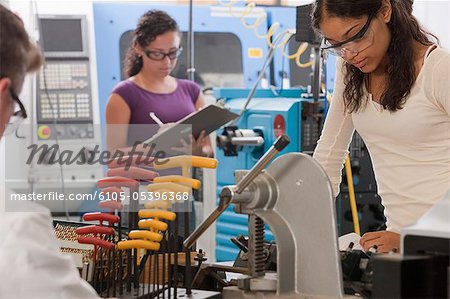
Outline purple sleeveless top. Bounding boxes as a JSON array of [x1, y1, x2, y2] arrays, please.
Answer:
[[112, 79, 200, 124], [112, 79, 201, 145]]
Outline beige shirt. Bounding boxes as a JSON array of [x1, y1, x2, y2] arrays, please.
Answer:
[[313, 47, 450, 233]]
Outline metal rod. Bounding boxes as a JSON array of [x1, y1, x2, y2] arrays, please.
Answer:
[[174, 216, 179, 297], [184, 207, 228, 249], [93, 248, 97, 293], [152, 251, 157, 297], [100, 247, 103, 296], [162, 231, 166, 299], [231, 136, 264, 146], [156, 250, 159, 297], [187, 0, 195, 81], [109, 246, 117, 297], [147, 251, 152, 299], [106, 238, 111, 297], [142, 250, 145, 297], [127, 249, 132, 292], [118, 211, 123, 296], [168, 232, 173, 299], [312, 46, 321, 103], [184, 201, 192, 295], [134, 249, 139, 290]]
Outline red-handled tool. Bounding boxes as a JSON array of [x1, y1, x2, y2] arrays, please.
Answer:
[[98, 200, 123, 211], [83, 212, 120, 225], [75, 225, 114, 236], [77, 235, 115, 250], [100, 186, 123, 196], [107, 166, 159, 182], [97, 176, 139, 190], [108, 155, 155, 169]]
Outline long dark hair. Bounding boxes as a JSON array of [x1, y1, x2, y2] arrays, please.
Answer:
[[124, 10, 179, 78], [312, 0, 439, 112]]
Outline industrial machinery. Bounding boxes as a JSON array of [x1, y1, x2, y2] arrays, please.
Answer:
[[340, 191, 450, 298], [185, 135, 450, 298], [4, 13, 103, 214], [212, 3, 329, 261], [185, 135, 348, 298], [372, 192, 450, 298], [214, 89, 324, 261], [54, 135, 449, 298]]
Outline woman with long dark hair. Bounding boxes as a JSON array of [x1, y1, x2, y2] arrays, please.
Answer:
[[106, 10, 212, 157], [312, 0, 449, 252]]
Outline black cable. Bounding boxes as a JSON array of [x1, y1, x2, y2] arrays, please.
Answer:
[[14, 127, 25, 139], [34, 1, 70, 220]]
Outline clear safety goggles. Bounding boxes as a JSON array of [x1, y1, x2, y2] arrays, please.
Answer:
[[320, 12, 375, 60]]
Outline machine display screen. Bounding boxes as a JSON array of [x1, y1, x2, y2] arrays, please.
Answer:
[[119, 31, 244, 87], [40, 18, 83, 52]]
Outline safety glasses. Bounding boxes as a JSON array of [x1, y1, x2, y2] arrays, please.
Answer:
[[143, 47, 183, 61], [320, 12, 376, 59]]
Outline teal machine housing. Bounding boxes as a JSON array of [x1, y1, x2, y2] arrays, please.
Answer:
[[214, 88, 322, 261]]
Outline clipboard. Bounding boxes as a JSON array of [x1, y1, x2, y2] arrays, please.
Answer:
[[144, 104, 238, 154]]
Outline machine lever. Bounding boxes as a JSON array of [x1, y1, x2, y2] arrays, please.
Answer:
[[231, 235, 249, 253], [235, 134, 290, 194], [184, 135, 290, 249]]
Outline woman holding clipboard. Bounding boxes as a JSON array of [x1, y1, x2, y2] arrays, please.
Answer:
[[106, 10, 213, 158]]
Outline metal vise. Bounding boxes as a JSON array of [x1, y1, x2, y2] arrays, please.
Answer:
[[185, 135, 345, 298]]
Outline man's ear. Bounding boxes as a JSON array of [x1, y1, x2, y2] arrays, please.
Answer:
[[0, 77, 12, 94]]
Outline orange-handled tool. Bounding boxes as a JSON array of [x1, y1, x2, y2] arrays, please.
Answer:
[[153, 175, 201, 189]]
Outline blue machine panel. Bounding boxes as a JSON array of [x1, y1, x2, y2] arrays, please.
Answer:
[[267, 6, 337, 91], [93, 3, 271, 126], [214, 88, 313, 261]]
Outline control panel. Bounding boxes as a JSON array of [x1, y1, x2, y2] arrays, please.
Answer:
[[37, 15, 94, 140], [37, 60, 93, 123]]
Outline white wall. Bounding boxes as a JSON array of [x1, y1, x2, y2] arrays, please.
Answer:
[[284, 0, 450, 49], [413, 0, 450, 49]]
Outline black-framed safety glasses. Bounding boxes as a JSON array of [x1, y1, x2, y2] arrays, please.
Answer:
[[143, 47, 183, 61], [0, 74, 28, 135]]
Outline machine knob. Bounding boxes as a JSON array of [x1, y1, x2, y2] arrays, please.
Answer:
[[274, 135, 290, 151]]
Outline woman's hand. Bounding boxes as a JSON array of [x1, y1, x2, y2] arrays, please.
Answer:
[[192, 130, 210, 156], [156, 122, 175, 134], [172, 130, 213, 157], [360, 231, 400, 253]]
